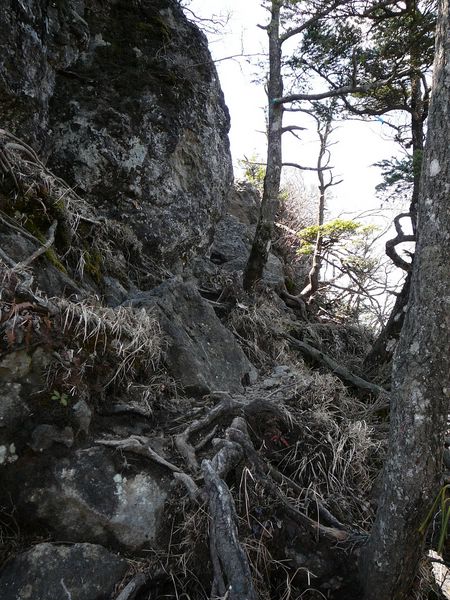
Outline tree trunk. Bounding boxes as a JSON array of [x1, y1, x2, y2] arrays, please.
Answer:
[[243, 1, 283, 292], [363, 0, 425, 373], [362, 273, 411, 377], [408, 0, 425, 233], [360, 2, 450, 598], [301, 115, 332, 299]]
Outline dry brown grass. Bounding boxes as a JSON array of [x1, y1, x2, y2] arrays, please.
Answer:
[[273, 372, 382, 527], [227, 295, 298, 370], [57, 297, 163, 386], [292, 321, 374, 373], [0, 128, 157, 289]]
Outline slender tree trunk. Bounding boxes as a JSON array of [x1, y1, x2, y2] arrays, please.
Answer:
[[301, 116, 332, 298], [363, 0, 425, 372], [243, 1, 283, 292], [360, 3, 450, 598], [408, 0, 425, 233], [362, 273, 411, 377]]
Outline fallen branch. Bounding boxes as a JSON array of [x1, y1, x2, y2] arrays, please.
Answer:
[[284, 334, 389, 403]]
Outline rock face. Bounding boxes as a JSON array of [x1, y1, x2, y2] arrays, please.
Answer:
[[227, 181, 260, 226], [0, 348, 52, 458], [200, 182, 284, 289], [0, 2, 296, 596], [0, 0, 233, 269], [127, 279, 254, 394], [4, 447, 168, 551], [0, 543, 127, 600], [210, 214, 284, 287]]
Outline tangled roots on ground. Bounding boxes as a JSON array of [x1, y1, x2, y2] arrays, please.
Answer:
[[153, 368, 384, 600]]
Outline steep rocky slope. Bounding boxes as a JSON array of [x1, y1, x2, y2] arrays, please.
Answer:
[[1, 2, 447, 600]]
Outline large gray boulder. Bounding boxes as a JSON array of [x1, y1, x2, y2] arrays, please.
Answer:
[[127, 279, 254, 394], [227, 181, 260, 226], [0, 543, 127, 600], [0, 0, 233, 270], [4, 447, 167, 551], [210, 215, 285, 289]]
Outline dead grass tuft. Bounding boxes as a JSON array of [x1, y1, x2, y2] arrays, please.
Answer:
[[292, 321, 373, 372], [227, 296, 297, 369], [0, 128, 160, 289], [38, 297, 165, 402], [270, 372, 382, 527], [57, 298, 162, 386]]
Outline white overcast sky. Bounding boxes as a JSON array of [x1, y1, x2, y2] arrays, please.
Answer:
[[187, 0, 403, 219]]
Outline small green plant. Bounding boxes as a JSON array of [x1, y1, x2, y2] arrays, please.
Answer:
[[51, 390, 69, 407], [239, 154, 266, 190], [418, 484, 449, 555]]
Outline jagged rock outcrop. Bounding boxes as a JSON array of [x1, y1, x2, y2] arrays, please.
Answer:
[[126, 279, 254, 394], [0, 0, 239, 589], [192, 181, 285, 290], [210, 214, 284, 287], [0, 0, 232, 270]]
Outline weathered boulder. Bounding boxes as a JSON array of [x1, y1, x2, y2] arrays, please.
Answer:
[[0, 347, 53, 458], [210, 214, 285, 288], [0, 0, 233, 270], [210, 215, 253, 265], [0, 542, 127, 600], [3, 447, 168, 551], [126, 279, 254, 394], [227, 180, 260, 226]]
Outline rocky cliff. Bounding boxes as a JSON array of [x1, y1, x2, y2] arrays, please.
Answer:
[[1, 0, 232, 271], [0, 1, 251, 596]]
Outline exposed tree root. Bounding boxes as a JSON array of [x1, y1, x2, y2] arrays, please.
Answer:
[[115, 574, 148, 600], [279, 287, 309, 320], [173, 472, 202, 502], [175, 394, 243, 471], [15, 220, 57, 269], [93, 366, 378, 600], [202, 460, 257, 600], [96, 435, 182, 473]]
